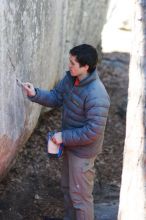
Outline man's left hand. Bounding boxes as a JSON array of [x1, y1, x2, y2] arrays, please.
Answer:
[[52, 132, 62, 145]]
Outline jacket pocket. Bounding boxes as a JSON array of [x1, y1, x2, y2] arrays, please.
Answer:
[[71, 97, 80, 107]]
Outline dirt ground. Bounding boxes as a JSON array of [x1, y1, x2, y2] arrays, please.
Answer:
[[0, 52, 129, 220]]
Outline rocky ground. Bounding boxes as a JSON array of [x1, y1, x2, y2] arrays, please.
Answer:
[[0, 51, 129, 220]]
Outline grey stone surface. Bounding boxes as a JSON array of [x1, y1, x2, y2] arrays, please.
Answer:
[[0, 0, 109, 178], [95, 201, 119, 220]]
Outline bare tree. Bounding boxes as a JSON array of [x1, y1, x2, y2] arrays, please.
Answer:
[[118, 0, 146, 219]]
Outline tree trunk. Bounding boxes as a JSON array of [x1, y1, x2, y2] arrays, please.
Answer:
[[118, 0, 146, 219]]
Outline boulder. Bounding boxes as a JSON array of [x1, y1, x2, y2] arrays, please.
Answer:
[[0, 0, 109, 179]]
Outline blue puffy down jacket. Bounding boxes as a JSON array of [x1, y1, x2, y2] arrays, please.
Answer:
[[29, 70, 110, 158]]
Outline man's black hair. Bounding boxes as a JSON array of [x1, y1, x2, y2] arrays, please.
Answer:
[[69, 44, 98, 73]]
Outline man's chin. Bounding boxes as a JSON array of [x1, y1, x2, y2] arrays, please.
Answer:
[[70, 72, 74, 76], [70, 72, 76, 77]]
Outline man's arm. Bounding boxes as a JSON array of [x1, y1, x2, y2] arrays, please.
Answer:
[[23, 78, 65, 108], [53, 96, 110, 146]]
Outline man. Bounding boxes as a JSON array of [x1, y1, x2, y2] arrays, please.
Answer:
[[23, 44, 110, 220]]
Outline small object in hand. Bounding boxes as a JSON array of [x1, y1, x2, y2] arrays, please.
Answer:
[[47, 131, 64, 158], [16, 78, 24, 87]]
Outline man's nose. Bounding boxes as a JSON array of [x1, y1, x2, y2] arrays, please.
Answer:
[[68, 63, 72, 69]]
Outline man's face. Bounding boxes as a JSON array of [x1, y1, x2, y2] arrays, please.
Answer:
[[68, 55, 88, 77]]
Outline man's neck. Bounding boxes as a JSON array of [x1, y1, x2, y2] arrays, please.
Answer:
[[78, 72, 89, 81]]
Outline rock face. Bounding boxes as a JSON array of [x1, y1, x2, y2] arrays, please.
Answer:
[[0, 0, 109, 179]]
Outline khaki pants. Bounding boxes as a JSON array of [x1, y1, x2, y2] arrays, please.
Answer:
[[61, 151, 96, 220]]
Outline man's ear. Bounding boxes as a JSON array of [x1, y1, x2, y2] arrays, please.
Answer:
[[84, 64, 89, 72]]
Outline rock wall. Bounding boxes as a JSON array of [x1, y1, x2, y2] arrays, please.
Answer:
[[0, 0, 109, 179]]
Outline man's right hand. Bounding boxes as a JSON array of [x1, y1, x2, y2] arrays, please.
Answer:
[[22, 82, 36, 97]]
